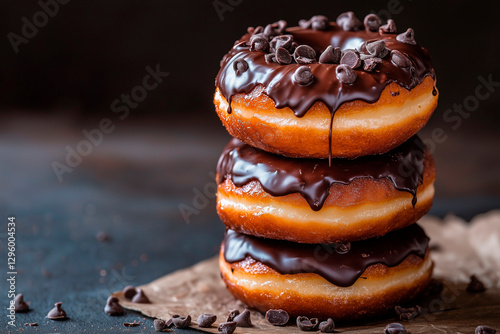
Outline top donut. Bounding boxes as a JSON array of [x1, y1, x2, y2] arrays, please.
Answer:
[[214, 12, 438, 159]]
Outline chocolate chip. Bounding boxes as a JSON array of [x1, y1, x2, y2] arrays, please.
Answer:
[[293, 66, 314, 86], [311, 15, 329, 30], [123, 285, 137, 299], [250, 34, 270, 52], [276, 47, 292, 65], [340, 51, 362, 69], [336, 11, 363, 31], [233, 309, 252, 327], [364, 57, 382, 71], [319, 46, 341, 64], [336, 64, 356, 84], [28, 322, 38, 327], [131, 288, 151, 303], [299, 19, 311, 29], [104, 296, 124, 316], [253, 26, 264, 34], [395, 305, 421, 320], [391, 50, 411, 68], [218, 321, 237, 334], [366, 40, 389, 58], [385, 323, 407, 334], [270, 35, 294, 52], [265, 53, 277, 63], [154, 319, 167, 332], [467, 275, 486, 293], [264, 20, 287, 37], [476, 325, 497, 334], [123, 321, 140, 327], [166, 315, 177, 327], [364, 14, 382, 31], [172, 315, 191, 329], [379, 19, 397, 34], [226, 309, 240, 322], [14, 294, 30, 313], [266, 309, 289, 326], [197, 313, 217, 328], [47, 302, 68, 320], [296, 316, 319, 331], [319, 318, 335, 333], [294, 45, 316, 64], [396, 28, 417, 45], [233, 58, 249, 75]]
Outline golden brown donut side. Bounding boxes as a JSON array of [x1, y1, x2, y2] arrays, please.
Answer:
[[214, 76, 438, 159]]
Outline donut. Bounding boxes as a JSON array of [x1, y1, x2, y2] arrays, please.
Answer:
[[214, 14, 438, 159], [220, 224, 433, 320], [216, 136, 435, 244]]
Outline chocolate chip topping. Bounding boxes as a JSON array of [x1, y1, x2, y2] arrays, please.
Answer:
[[14, 294, 30, 313], [197, 313, 217, 328], [396, 28, 417, 45], [104, 296, 124, 316], [276, 47, 292, 65], [47, 302, 67, 320], [266, 309, 289, 326], [294, 45, 316, 64], [265, 53, 276, 63], [233, 58, 249, 75], [218, 321, 237, 334], [385, 323, 408, 334], [319, 318, 335, 333], [476, 325, 497, 334], [319, 45, 341, 64], [154, 319, 167, 332], [172, 315, 191, 329], [311, 15, 329, 30], [123, 285, 137, 300], [336, 64, 356, 84], [366, 40, 389, 58], [336, 11, 363, 31], [379, 19, 397, 34], [467, 275, 487, 293], [293, 66, 314, 86], [233, 309, 252, 327], [264, 20, 287, 37], [226, 309, 240, 322], [395, 305, 422, 320], [364, 14, 382, 31], [297, 316, 319, 331], [250, 34, 270, 52], [363, 57, 382, 71], [270, 34, 294, 52], [131, 288, 151, 303], [391, 50, 411, 68], [340, 50, 362, 69]]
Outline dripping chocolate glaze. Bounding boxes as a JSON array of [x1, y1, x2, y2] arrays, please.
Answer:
[[217, 136, 425, 211], [223, 224, 429, 287]]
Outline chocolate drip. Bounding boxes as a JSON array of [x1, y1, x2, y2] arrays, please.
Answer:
[[217, 136, 425, 211], [223, 224, 429, 287]]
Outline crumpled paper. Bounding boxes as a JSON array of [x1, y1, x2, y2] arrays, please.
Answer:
[[114, 211, 500, 333]]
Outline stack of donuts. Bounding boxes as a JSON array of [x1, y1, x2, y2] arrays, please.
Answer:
[[214, 12, 438, 321]]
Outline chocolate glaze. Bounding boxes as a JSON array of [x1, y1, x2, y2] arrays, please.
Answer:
[[223, 223, 429, 287], [217, 136, 425, 211]]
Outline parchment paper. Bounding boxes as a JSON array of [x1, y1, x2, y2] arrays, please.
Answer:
[[114, 211, 500, 333]]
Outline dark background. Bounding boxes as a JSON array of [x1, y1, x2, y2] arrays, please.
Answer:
[[0, 0, 499, 333]]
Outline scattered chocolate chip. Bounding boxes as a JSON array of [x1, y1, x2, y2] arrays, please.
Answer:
[[366, 40, 389, 58], [123, 321, 140, 327], [319, 46, 341, 64], [364, 14, 382, 31], [276, 47, 292, 65], [336, 64, 356, 84], [270, 35, 294, 52], [364, 57, 382, 71], [104, 296, 124, 316], [299, 19, 311, 29], [467, 275, 486, 293], [293, 66, 314, 86], [265, 53, 277, 63], [297, 316, 319, 331], [14, 294, 30, 313], [340, 51, 362, 69], [336, 11, 363, 31], [226, 309, 240, 322], [385, 323, 407, 334], [154, 319, 167, 332], [47, 302, 67, 320], [395, 305, 422, 320], [29, 322, 38, 327], [131, 288, 151, 303], [266, 309, 289, 326], [218, 321, 237, 334], [319, 318, 335, 333], [197, 313, 217, 328], [311, 15, 329, 30], [172, 315, 191, 329], [253, 26, 264, 35], [294, 45, 316, 64], [96, 231, 111, 242], [391, 50, 411, 68], [166, 315, 177, 327], [233, 58, 249, 75], [123, 285, 137, 299], [250, 34, 270, 52], [396, 28, 417, 45], [233, 309, 252, 327], [264, 20, 287, 37], [476, 325, 496, 334], [379, 19, 397, 34]]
